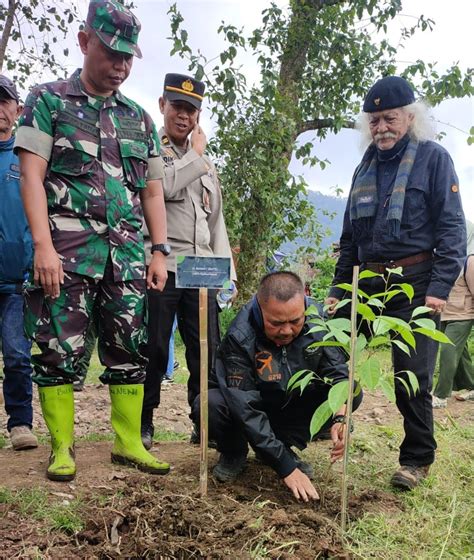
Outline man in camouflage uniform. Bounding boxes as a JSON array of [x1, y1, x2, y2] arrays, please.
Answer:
[[141, 74, 236, 449], [14, 0, 170, 481]]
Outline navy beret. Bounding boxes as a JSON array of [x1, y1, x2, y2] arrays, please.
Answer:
[[163, 73, 205, 110], [363, 76, 415, 113]]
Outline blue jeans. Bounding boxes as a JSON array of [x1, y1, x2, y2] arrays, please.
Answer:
[[165, 315, 178, 378], [0, 293, 34, 431]]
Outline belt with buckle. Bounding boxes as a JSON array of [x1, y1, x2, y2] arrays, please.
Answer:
[[363, 251, 433, 274]]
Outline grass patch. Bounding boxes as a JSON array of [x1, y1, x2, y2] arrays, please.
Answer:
[[153, 428, 188, 443], [0, 486, 85, 534], [303, 412, 474, 558], [341, 422, 474, 558], [72, 429, 187, 444], [0, 435, 6, 449]]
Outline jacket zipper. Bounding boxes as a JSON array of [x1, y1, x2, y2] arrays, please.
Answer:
[[281, 346, 294, 408]]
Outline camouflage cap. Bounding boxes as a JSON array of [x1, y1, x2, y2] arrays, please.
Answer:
[[0, 74, 19, 102], [86, 0, 142, 59]]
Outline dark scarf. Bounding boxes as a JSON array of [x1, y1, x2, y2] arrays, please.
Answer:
[[349, 136, 418, 240]]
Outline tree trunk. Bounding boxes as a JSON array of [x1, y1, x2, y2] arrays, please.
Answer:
[[0, 0, 16, 71]]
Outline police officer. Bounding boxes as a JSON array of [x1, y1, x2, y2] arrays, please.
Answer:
[[326, 76, 466, 490], [141, 73, 236, 448], [15, 0, 170, 481]]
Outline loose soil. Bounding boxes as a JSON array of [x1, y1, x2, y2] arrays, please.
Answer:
[[0, 381, 473, 559]]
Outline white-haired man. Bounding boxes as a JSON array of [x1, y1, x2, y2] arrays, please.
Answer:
[[326, 76, 466, 491]]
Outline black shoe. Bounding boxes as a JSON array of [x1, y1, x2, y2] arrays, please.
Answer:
[[287, 447, 314, 479], [141, 424, 154, 450], [190, 424, 199, 444], [213, 452, 247, 482], [173, 360, 179, 370], [73, 377, 85, 392], [189, 424, 218, 448]]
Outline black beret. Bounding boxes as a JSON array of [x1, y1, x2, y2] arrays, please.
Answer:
[[163, 73, 205, 110], [363, 76, 415, 113]]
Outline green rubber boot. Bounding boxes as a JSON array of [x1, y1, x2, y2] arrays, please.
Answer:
[[38, 385, 76, 482], [109, 384, 170, 475]]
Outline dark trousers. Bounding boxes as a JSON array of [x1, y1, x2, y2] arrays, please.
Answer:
[[0, 293, 34, 431], [342, 262, 438, 466], [142, 272, 220, 422], [191, 385, 363, 456]]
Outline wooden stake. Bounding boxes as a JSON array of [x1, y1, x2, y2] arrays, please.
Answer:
[[341, 265, 359, 532], [199, 287, 209, 496]]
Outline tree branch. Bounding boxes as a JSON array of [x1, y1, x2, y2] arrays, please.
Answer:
[[307, 0, 347, 9], [297, 118, 355, 135], [279, 0, 348, 103], [0, 0, 16, 71]]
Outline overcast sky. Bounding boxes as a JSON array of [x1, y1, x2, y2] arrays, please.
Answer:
[[26, 0, 474, 219]]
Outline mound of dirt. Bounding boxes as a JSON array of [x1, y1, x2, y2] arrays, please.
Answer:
[[0, 440, 404, 559], [1, 379, 472, 558]]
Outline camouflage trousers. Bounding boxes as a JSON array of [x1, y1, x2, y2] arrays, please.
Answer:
[[24, 267, 148, 387]]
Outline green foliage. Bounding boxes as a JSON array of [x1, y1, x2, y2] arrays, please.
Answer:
[[166, 1, 472, 301], [219, 306, 238, 336], [308, 252, 337, 302], [0, 1, 80, 90], [291, 268, 452, 437]]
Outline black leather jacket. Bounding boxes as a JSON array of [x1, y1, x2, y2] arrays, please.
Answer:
[[211, 299, 350, 477]]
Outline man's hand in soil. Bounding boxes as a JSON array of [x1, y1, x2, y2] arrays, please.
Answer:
[[283, 468, 320, 502]]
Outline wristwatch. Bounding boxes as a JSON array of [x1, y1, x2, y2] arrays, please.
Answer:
[[150, 243, 171, 256]]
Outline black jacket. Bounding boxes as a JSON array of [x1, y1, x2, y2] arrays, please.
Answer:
[[211, 299, 349, 477], [330, 139, 466, 301]]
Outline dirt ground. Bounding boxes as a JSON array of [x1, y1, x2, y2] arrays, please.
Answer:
[[0, 382, 473, 559]]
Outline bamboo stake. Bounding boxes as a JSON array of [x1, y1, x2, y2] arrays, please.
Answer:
[[199, 287, 209, 496], [341, 265, 359, 532]]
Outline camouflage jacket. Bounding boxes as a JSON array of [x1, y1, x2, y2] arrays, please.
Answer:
[[15, 69, 163, 282]]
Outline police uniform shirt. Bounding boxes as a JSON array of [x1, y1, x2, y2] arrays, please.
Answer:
[[146, 127, 236, 280]]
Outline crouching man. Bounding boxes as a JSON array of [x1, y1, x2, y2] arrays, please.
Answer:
[[191, 271, 362, 502]]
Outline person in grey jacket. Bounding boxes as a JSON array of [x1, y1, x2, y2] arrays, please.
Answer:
[[191, 271, 362, 503]]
